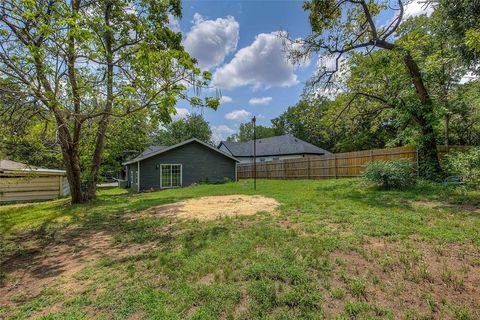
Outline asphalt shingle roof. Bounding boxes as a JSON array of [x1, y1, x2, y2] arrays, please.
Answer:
[[123, 138, 239, 165], [129, 145, 168, 162], [220, 134, 331, 157]]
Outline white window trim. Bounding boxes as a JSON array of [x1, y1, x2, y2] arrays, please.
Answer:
[[160, 164, 182, 189]]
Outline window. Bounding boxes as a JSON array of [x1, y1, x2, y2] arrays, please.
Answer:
[[160, 164, 182, 188]]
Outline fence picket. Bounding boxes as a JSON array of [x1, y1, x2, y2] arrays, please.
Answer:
[[236, 145, 468, 180], [237, 145, 418, 180]]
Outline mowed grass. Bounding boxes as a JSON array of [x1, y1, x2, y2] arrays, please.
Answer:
[[1, 179, 480, 319]]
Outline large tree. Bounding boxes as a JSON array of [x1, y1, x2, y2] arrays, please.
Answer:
[[0, 79, 62, 168], [271, 97, 333, 150], [290, 0, 443, 179], [431, 0, 480, 69], [226, 122, 277, 142], [153, 113, 212, 146], [0, 0, 218, 203]]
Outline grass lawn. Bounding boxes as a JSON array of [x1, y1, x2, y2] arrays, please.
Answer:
[[0, 179, 479, 319]]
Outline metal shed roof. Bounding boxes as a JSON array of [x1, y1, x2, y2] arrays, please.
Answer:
[[0, 160, 66, 175]]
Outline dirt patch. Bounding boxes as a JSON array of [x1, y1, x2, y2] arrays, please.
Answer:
[[322, 237, 480, 318], [0, 229, 156, 308], [138, 195, 279, 221]]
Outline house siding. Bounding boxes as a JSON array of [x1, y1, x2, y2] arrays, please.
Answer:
[[129, 141, 237, 191], [0, 174, 69, 203], [235, 154, 323, 164], [126, 163, 139, 191]]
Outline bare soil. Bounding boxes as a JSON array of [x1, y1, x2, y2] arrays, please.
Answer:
[[134, 195, 279, 221], [0, 195, 278, 310], [0, 229, 156, 308], [322, 236, 480, 318]]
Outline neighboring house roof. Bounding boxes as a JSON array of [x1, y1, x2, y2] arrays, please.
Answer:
[[0, 159, 66, 174], [122, 138, 239, 165], [219, 134, 331, 157]]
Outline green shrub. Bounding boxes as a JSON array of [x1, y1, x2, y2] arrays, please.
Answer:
[[445, 148, 480, 187], [363, 159, 416, 189]]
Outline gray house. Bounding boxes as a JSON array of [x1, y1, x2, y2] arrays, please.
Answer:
[[218, 134, 331, 164], [123, 138, 238, 191]]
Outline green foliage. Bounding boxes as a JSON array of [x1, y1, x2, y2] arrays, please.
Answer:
[[100, 111, 156, 177], [153, 113, 212, 146], [271, 97, 333, 150], [281, 9, 480, 160], [445, 148, 480, 187], [0, 0, 218, 201], [465, 29, 480, 53], [0, 79, 63, 168], [363, 159, 417, 189], [226, 122, 277, 142], [432, 0, 480, 67]]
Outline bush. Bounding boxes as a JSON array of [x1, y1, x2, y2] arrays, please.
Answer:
[[363, 159, 416, 189], [445, 148, 480, 187]]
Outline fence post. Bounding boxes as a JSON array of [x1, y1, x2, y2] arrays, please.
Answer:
[[334, 154, 338, 179], [307, 157, 311, 179]]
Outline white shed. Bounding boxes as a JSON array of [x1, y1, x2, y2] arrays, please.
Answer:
[[0, 160, 70, 203]]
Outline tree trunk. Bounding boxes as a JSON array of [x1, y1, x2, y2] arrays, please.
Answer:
[[60, 0, 85, 204], [376, 41, 442, 179], [402, 53, 442, 180], [83, 2, 114, 201], [63, 148, 83, 204], [83, 113, 111, 201], [57, 125, 84, 204], [444, 113, 450, 148]]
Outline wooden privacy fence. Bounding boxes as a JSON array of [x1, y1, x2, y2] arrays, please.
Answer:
[[237, 145, 467, 180], [237, 146, 418, 180]]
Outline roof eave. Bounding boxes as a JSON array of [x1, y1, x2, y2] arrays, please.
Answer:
[[123, 138, 240, 165]]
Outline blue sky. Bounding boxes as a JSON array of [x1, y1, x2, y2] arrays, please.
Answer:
[[172, 0, 431, 142]]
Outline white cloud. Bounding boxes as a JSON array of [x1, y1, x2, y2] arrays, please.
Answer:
[[183, 13, 239, 70], [459, 71, 478, 84], [249, 96, 272, 105], [213, 31, 299, 89], [171, 107, 190, 121], [220, 95, 233, 104], [404, 0, 434, 19], [168, 13, 181, 32], [225, 109, 252, 121], [211, 125, 236, 143], [311, 54, 350, 99]]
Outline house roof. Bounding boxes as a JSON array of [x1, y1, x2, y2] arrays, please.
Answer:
[[128, 145, 168, 163], [0, 159, 66, 175], [219, 134, 331, 157], [122, 138, 239, 165]]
